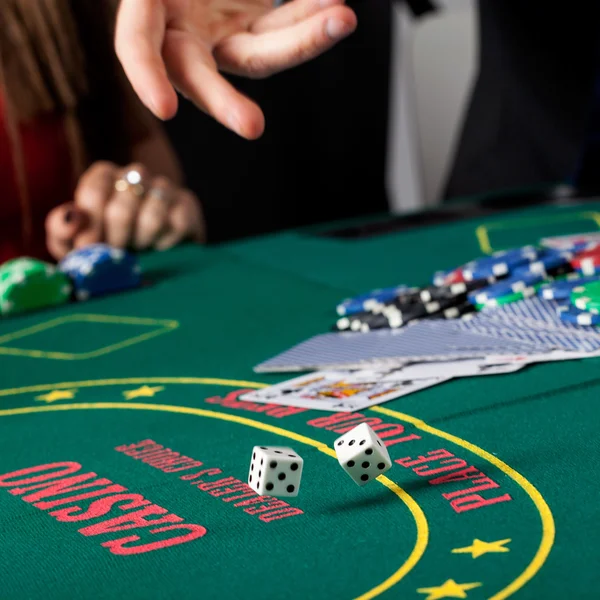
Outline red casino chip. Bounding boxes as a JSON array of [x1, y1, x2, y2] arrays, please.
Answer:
[[441, 268, 466, 285], [570, 246, 600, 275]]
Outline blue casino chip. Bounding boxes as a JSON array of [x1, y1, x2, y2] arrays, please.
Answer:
[[564, 241, 598, 253], [467, 271, 543, 305], [461, 246, 539, 281], [336, 285, 416, 316], [537, 275, 600, 301], [59, 243, 142, 301], [512, 248, 573, 277], [556, 303, 600, 326]]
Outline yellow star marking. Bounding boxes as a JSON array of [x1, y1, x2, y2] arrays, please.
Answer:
[[417, 579, 482, 600], [35, 389, 77, 403], [122, 385, 165, 400], [452, 538, 511, 559]]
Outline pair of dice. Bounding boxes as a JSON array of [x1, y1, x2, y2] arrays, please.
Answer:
[[248, 423, 392, 497]]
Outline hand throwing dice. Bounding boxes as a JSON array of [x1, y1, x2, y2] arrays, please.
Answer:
[[334, 423, 392, 486], [248, 446, 304, 497]]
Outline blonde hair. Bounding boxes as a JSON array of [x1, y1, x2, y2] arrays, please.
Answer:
[[0, 0, 151, 244]]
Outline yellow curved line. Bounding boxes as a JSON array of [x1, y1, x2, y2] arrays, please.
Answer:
[[475, 211, 600, 255], [371, 406, 555, 600], [582, 210, 600, 228], [0, 377, 555, 597], [0, 377, 268, 398], [354, 478, 426, 600], [0, 396, 428, 600], [476, 225, 493, 255]]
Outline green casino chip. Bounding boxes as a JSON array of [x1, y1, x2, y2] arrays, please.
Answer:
[[0, 257, 72, 316], [570, 281, 600, 314], [477, 283, 542, 308]]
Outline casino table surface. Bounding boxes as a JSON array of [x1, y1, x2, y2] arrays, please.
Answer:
[[2, 200, 600, 600]]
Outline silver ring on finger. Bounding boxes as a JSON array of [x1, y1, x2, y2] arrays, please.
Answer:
[[145, 185, 174, 206], [114, 169, 146, 197]]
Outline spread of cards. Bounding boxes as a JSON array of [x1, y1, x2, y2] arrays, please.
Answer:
[[241, 231, 600, 412]]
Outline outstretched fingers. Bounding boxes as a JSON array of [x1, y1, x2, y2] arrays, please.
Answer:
[[215, 4, 357, 79], [114, 0, 178, 120], [163, 30, 265, 139]]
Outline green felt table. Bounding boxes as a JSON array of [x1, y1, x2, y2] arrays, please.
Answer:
[[1, 201, 600, 600]]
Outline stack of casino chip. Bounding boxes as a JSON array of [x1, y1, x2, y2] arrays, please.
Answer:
[[531, 241, 600, 326], [569, 243, 600, 275], [0, 257, 72, 317], [59, 243, 142, 301], [461, 246, 539, 281], [469, 247, 576, 309], [336, 285, 418, 316], [333, 243, 596, 332], [0, 243, 143, 320], [334, 279, 486, 332], [552, 278, 600, 326]]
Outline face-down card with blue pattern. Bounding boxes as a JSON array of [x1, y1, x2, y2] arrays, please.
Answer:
[[450, 296, 600, 353], [253, 320, 551, 373]]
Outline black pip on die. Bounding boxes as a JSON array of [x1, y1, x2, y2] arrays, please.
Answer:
[[248, 446, 304, 497], [334, 423, 392, 485]]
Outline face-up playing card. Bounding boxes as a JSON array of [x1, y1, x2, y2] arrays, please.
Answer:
[[388, 358, 526, 379], [253, 320, 548, 373], [240, 370, 449, 412], [484, 348, 600, 365]]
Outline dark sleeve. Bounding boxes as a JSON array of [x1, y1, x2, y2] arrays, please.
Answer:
[[444, 1, 600, 199]]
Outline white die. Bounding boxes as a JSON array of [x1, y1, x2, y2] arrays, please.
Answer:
[[334, 423, 392, 486], [248, 446, 303, 497]]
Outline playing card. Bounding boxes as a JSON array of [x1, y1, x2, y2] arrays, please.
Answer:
[[540, 232, 600, 250], [240, 370, 449, 412], [452, 297, 600, 352], [484, 348, 600, 365], [254, 320, 548, 373], [476, 296, 596, 333], [241, 371, 349, 404], [386, 357, 526, 379]]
